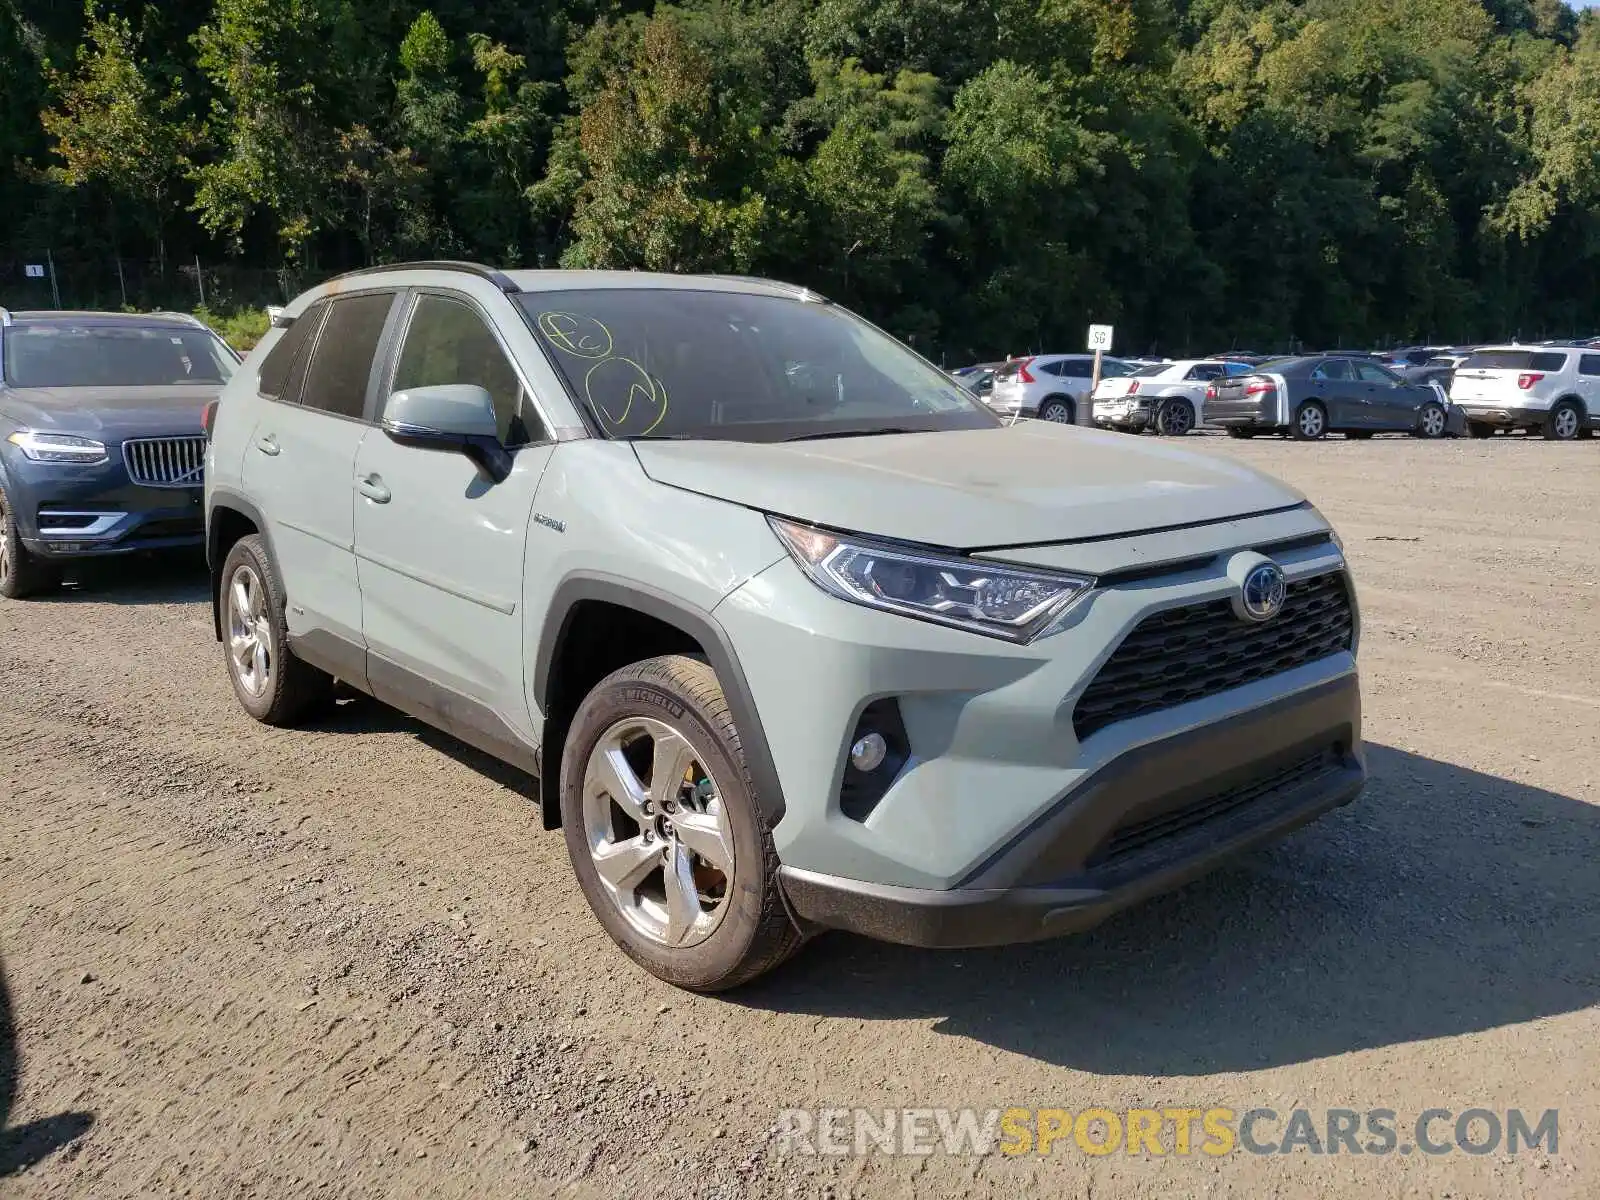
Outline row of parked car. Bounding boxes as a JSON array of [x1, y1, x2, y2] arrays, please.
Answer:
[[952, 342, 1600, 441]]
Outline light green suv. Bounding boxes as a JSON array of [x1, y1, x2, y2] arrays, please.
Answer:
[[205, 262, 1365, 991]]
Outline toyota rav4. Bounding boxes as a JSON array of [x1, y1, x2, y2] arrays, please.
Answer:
[[204, 263, 1365, 991]]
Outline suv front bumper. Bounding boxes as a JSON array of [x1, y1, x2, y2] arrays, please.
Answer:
[[7, 459, 204, 558], [715, 511, 1361, 935], [778, 674, 1362, 947]]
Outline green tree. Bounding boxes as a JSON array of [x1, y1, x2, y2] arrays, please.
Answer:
[[40, 3, 192, 271]]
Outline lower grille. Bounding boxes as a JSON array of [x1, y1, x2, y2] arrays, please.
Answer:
[[124, 436, 206, 488], [1088, 746, 1341, 870], [1073, 571, 1355, 740], [133, 517, 203, 540]]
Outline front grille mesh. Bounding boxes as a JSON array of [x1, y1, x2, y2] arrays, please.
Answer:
[[1072, 571, 1354, 740], [124, 437, 206, 488]]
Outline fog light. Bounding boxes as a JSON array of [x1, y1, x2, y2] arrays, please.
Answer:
[[850, 732, 888, 773]]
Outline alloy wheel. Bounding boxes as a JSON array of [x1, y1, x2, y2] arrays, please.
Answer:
[[581, 717, 734, 949], [1554, 406, 1579, 440], [1043, 403, 1072, 424], [1422, 405, 1446, 437], [0, 499, 11, 586], [226, 564, 273, 697], [1299, 406, 1325, 438]]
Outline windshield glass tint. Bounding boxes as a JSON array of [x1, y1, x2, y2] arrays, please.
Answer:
[[4, 325, 237, 387], [1462, 350, 1567, 371], [518, 290, 995, 440]]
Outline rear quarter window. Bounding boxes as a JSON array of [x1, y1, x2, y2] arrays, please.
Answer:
[[258, 304, 327, 400], [1462, 350, 1569, 372]]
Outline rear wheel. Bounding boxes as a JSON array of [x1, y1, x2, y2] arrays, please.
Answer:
[[1291, 401, 1328, 440], [561, 655, 802, 991], [1415, 401, 1449, 439], [220, 535, 333, 724], [1039, 397, 1074, 424], [0, 487, 62, 600], [1155, 399, 1196, 436], [1544, 399, 1583, 441]]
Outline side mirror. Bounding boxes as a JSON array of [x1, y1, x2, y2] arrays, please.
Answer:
[[381, 384, 512, 483]]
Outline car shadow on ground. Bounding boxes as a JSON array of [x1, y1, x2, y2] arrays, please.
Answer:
[[0, 958, 93, 1178], [317, 691, 539, 799], [737, 745, 1600, 1075], [34, 550, 208, 606]]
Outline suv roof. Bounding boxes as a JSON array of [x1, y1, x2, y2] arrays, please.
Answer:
[[321, 261, 826, 304]]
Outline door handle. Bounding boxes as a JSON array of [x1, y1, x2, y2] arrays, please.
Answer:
[[255, 435, 280, 457], [357, 474, 391, 504]]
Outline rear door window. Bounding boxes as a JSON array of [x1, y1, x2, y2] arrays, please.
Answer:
[[297, 293, 396, 421]]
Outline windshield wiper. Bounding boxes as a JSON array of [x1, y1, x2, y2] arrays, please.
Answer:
[[780, 427, 921, 443]]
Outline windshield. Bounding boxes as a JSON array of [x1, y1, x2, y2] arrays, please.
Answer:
[[1461, 350, 1568, 372], [518, 290, 996, 441], [3, 324, 237, 388]]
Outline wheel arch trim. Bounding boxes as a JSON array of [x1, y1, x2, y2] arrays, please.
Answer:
[[207, 488, 275, 642], [532, 572, 788, 832]]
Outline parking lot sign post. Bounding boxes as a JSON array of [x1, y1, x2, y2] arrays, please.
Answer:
[[1085, 324, 1114, 426]]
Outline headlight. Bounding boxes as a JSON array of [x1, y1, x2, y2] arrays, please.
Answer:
[[6, 431, 109, 464], [769, 517, 1095, 642]]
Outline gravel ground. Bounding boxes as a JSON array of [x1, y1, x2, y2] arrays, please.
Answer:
[[2, 433, 1596, 1198]]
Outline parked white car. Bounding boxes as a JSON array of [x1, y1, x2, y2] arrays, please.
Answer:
[[986, 354, 1133, 424], [1092, 359, 1252, 436], [1449, 346, 1600, 440]]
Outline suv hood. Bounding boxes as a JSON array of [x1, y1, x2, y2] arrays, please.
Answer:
[[0, 385, 217, 442], [632, 422, 1305, 549]]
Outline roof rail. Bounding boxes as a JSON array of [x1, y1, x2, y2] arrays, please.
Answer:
[[330, 260, 521, 293], [150, 311, 208, 329], [706, 275, 828, 303]]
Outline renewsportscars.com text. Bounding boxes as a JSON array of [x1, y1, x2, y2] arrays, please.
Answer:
[[772, 1106, 1559, 1158]]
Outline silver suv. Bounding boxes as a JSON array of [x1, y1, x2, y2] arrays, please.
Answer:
[[205, 263, 1365, 991]]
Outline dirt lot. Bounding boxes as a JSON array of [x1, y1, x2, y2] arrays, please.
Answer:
[[2, 434, 1597, 1199]]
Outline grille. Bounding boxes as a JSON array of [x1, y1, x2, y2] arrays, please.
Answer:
[[1073, 571, 1354, 740], [1088, 746, 1341, 870], [124, 437, 206, 488]]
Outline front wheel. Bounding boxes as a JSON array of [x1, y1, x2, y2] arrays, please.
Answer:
[[1415, 401, 1449, 439], [1155, 399, 1196, 436], [0, 487, 62, 600], [1544, 399, 1583, 441], [1291, 402, 1329, 440], [1039, 398, 1074, 424], [561, 655, 802, 991]]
